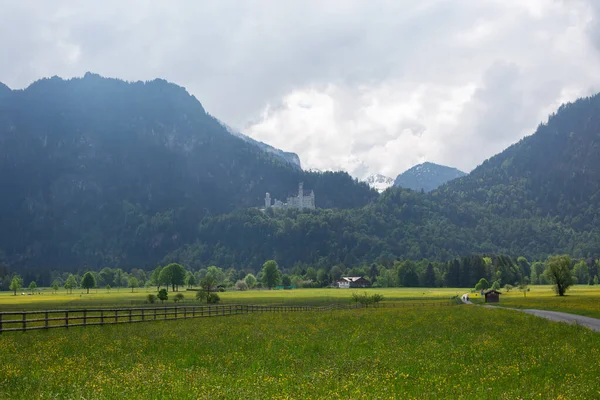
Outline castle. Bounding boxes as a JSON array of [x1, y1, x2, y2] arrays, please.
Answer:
[[264, 182, 315, 210]]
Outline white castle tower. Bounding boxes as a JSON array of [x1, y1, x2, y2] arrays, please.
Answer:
[[298, 182, 304, 209], [265, 192, 271, 208]]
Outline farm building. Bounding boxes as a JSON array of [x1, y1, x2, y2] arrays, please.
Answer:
[[484, 289, 501, 303], [336, 277, 372, 289]]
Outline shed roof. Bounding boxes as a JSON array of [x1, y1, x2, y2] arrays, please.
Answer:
[[484, 289, 502, 295]]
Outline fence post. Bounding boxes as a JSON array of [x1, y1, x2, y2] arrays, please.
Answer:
[[84, 310, 87, 326], [101, 310, 104, 325], [175, 307, 178, 319], [45, 311, 49, 329], [154, 308, 157, 320], [129, 309, 132, 322], [115, 310, 118, 323], [193, 307, 196, 318], [184, 307, 187, 319], [22, 313, 26, 332], [142, 309, 145, 322], [66, 311, 69, 328]]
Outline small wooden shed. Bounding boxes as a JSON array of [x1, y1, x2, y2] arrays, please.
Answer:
[[484, 289, 501, 303]]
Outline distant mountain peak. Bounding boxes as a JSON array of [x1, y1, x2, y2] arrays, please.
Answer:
[[364, 173, 394, 192], [394, 162, 466, 192]]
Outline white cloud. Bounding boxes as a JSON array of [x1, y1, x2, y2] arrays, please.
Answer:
[[2, 0, 600, 178]]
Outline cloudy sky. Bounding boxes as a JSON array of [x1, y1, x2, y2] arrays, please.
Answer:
[[2, 0, 600, 179]]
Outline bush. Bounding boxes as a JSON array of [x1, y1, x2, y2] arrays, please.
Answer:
[[157, 288, 168, 303], [174, 293, 185, 303], [235, 280, 248, 291], [207, 293, 220, 304], [147, 294, 157, 304], [351, 292, 384, 307]]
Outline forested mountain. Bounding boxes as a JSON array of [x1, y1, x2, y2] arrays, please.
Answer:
[[0, 73, 376, 270], [394, 162, 466, 192], [164, 94, 600, 270], [3, 73, 600, 277]]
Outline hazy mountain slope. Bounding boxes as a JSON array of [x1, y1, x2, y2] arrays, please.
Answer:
[[0, 73, 377, 269], [220, 123, 302, 169], [394, 162, 466, 192]]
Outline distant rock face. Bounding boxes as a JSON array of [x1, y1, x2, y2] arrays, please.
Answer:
[[394, 162, 466, 192], [364, 174, 394, 192], [220, 123, 302, 169]]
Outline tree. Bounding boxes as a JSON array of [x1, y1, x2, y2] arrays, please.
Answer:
[[474, 278, 489, 291], [9, 275, 23, 296], [261, 260, 282, 289], [51, 281, 60, 294], [330, 265, 343, 282], [491, 280, 501, 290], [595, 275, 599, 286], [244, 273, 257, 288], [106, 284, 111, 292], [424, 263, 436, 287], [151, 266, 163, 290], [159, 263, 186, 292], [114, 269, 125, 290], [281, 275, 292, 288], [147, 294, 157, 304], [128, 277, 139, 292], [573, 261, 590, 284], [504, 284, 514, 292], [185, 273, 197, 289], [80, 272, 96, 294], [519, 282, 529, 297], [28, 281, 37, 294], [235, 280, 248, 291], [157, 288, 168, 303], [64, 274, 77, 294], [544, 255, 574, 296]]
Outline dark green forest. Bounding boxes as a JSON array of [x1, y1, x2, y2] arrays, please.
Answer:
[[2, 74, 600, 282]]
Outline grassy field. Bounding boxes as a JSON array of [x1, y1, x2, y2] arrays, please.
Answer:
[[0, 287, 466, 311], [1, 305, 599, 399], [472, 285, 600, 319]]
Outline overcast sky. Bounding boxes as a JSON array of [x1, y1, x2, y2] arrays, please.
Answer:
[[2, 0, 600, 179]]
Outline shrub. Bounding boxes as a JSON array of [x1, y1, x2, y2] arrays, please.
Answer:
[[207, 293, 220, 304], [235, 280, 248, 291], [147, 294, 157, 304], [174, 293, 185, 303], [157, 288, 168, 303]]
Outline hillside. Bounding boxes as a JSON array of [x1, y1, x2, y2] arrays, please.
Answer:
[[0, 74, 377, 270], [438, 94, 600, 231], [220, 122, 302, 169], [394, 162, 466, 192], [165, 95, 600, 269]]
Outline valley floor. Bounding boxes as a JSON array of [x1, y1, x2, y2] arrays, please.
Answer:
[[1, 304, 599, 399]]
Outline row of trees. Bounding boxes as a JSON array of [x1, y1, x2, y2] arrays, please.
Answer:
[[5, 254, 600, 296]]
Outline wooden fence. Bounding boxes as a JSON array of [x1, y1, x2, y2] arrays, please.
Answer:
[[0, 300, 455, 333]]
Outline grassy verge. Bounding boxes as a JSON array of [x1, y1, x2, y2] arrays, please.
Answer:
[[1, 306, 599, 399]]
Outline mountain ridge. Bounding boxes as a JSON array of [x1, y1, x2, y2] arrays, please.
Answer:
[[394, 162, 466, 192]]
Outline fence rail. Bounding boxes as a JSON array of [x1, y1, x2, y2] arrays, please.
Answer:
[[0, 300, 455, 333]]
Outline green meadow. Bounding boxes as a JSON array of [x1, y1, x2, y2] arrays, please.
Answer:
[[0, 287, 464, 310], [1, 287, 600, 399], [1, 305, 599, 399]]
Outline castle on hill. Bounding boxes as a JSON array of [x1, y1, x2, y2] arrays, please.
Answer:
[[264, 182, 315, 210]]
